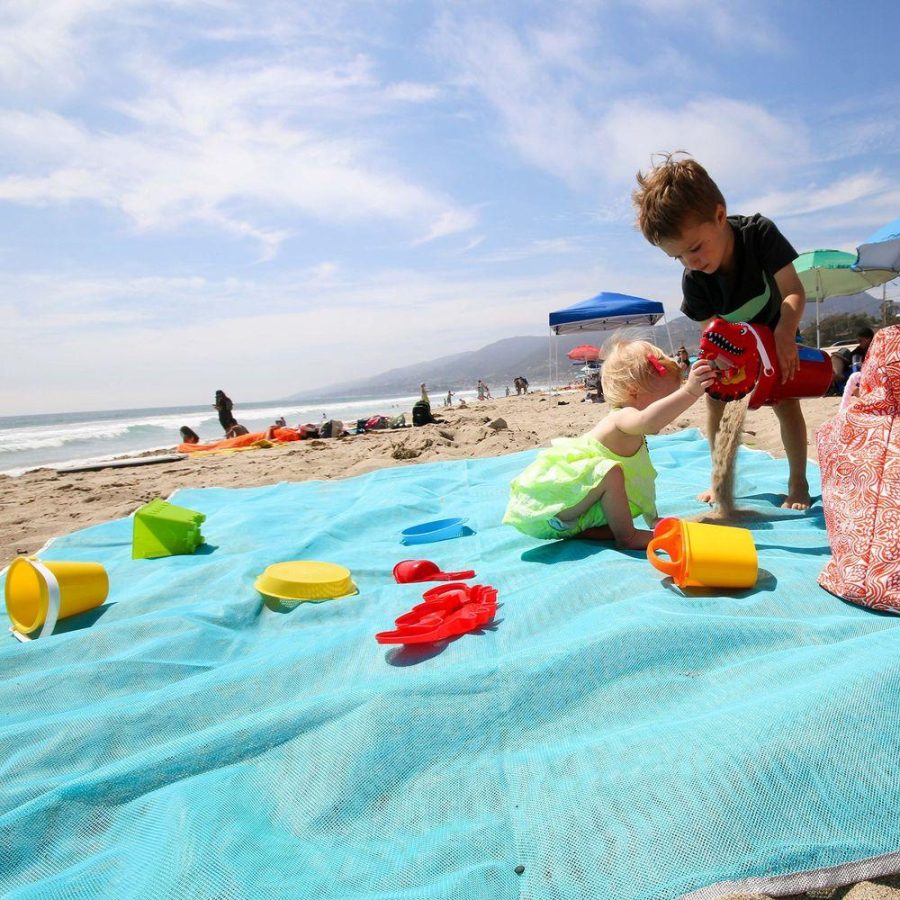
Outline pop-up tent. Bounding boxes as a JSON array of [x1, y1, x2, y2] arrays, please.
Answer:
[[548, 292, 675, 390]]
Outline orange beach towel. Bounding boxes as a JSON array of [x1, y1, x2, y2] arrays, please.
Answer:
[[178, 427, 301, 455]]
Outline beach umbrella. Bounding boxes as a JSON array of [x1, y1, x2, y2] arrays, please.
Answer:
[[795, 249, 895, 347], [854, 216, 900, 273], [567, 343, 601, 362]]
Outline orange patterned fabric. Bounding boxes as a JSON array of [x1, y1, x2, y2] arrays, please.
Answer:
[[816, 325, 900, 611]]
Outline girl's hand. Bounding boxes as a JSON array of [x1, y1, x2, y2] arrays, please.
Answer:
[[684, 361, 717, 398]]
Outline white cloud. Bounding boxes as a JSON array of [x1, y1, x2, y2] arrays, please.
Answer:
[[433, 11, 805, 197], [741, 172, 889, 220], [0, 6, 476, 256], [1, 258, 684, 413], [479, 236, 589, 263], [604, 97, 806, 192], [630, 0, 785, 52], [0, 0, 129, 97]]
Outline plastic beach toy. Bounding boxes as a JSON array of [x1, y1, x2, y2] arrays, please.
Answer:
[[375, 582, 497, 645], [400, 517, 471, 545], [392, 559, 476, 583], [5, 556, 109, 639], [255, 561, 357, 603], [132, 498, 206, 560], [647, 518, 758, 589], [698, 318, 832, 408]]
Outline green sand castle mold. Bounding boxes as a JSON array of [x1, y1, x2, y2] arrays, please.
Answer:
[[132, 498, 206, 560]]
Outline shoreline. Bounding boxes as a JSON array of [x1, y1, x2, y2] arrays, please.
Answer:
[[0, 390, 842, 563]]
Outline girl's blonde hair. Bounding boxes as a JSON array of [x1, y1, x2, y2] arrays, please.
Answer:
[[601, 338, 681, 408]]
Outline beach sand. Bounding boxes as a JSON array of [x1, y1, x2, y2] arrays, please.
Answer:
[[3, 391, 898, 899], [0, 390, 843, 562]]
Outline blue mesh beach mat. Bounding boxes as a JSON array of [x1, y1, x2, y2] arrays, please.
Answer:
[[2, 429, 900, 899]]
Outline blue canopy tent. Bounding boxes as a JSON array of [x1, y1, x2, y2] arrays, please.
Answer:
[[548, 292, 675, 391]]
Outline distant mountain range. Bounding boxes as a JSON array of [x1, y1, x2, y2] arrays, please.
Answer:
[[286, 290, 887, 402]]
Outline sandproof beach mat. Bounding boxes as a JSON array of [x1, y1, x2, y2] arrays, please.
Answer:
[[2, 429, 900, 899]]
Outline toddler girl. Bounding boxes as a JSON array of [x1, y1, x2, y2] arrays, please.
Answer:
[[503, 339, 715, 550]]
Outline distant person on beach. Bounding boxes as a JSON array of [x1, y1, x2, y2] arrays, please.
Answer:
[[225, 423, 249, 438], [503, 339, 715, 549], [514, 376, 529, 395], [505, 385, 510, 397], [634, 152, 810, 509], [676, 347, 691, 380], [412, 384, 443, 426], [831, 326, 876, 394], [214, 390, 237, 434], [179, 426, 200, 445], [445, 390, 454, 407], [476, 379, 492, 400]]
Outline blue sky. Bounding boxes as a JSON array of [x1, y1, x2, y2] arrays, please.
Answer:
[[1, 0, 898, 414]]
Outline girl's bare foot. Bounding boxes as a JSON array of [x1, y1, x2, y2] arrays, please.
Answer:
[[615, 528, 653, 551]]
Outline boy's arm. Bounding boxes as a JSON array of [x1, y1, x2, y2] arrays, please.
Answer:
[[773, 263, 806, 383]]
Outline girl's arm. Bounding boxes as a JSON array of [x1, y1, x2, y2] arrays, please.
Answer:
[[617, 362, 716, 436]]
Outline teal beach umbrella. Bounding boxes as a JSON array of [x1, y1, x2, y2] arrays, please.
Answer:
[[794, 249, 895, 347]]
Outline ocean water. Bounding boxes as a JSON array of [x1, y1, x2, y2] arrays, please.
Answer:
[[0, 391, 478, 476]]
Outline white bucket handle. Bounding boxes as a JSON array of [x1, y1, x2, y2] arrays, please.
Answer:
[[11, 557, 61, 641], [745, 323, 776, 378]]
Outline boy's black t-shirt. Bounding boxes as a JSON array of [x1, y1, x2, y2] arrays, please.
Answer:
[[680, 214, 798, 328]]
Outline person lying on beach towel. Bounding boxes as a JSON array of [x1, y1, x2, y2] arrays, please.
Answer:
[[503, 338, 715, 550], [177, 426, 301, 454]]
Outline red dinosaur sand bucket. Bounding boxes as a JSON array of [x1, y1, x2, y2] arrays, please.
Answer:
[[746, 325, 832, 409], [698, 318, 832, 409]]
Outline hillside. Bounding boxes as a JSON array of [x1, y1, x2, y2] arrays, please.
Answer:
[[286, 290, 887, 401]]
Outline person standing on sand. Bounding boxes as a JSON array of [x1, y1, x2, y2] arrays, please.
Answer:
[[445, 390, 453, 407], [214, 390, 237, 434], [633, 152, 810, 510]]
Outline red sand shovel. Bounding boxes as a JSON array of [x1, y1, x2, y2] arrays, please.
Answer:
[[392, 559, 476, 583]]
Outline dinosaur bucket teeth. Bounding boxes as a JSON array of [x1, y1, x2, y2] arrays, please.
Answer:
[[706, 332, 743, 355]]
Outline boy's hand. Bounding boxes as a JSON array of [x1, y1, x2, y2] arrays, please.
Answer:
[[684, 361, 716, 398], [774, 322, 799, 383]]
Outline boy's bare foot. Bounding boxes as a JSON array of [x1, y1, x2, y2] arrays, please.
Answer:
[[781, 484, 811, 510]]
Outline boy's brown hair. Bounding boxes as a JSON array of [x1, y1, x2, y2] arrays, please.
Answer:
[[632, 151, 725, 245]]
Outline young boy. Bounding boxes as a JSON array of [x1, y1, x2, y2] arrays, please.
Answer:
[[632, 152, 810, 509]]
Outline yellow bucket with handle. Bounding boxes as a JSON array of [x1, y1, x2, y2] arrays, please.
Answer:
[[647, 518, 758, 589], [5, 557, 109, 637]]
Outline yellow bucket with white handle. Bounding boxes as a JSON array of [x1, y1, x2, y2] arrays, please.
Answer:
[[5, 557, 108, 637]]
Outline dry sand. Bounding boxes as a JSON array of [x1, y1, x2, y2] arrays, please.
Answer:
[[0, 389, 842, 561], [3, 390, 900, 899]]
